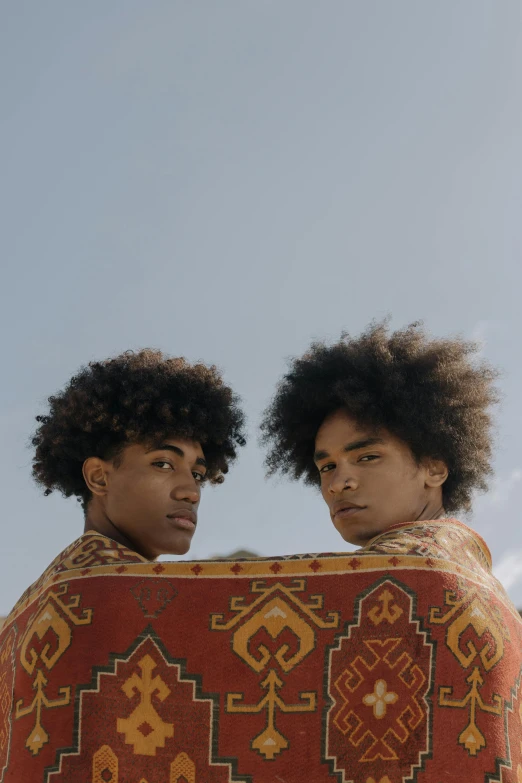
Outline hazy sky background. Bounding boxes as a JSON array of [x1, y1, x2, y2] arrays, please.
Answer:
[[2, 1, 522, 614]]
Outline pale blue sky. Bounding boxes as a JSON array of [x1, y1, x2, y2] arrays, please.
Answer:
[[2, 1, 522, 614]]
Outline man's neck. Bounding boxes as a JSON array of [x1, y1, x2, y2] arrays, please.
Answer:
[[84, 501, 148, 558], [416, 497, 445, 522]]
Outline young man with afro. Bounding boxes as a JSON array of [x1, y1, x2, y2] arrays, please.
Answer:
[[259, 322, 522, 774], [261, 321, 506, 572], [0, 351, 248, 778], [29, 348, 245, 564]]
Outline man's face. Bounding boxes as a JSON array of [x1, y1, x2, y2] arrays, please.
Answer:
[[314, 409, 443, 546], [100, 437, 206, 559]]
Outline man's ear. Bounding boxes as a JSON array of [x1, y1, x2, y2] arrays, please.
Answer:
[[82, 457, 111, 497], [424, 458, 448, 488]]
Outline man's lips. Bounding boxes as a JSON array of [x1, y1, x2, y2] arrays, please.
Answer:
[[332, 502, 366, 519], [167, 510, 197, 530]]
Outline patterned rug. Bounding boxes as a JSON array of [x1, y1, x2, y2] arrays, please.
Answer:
[[1, 520, 521, 782]]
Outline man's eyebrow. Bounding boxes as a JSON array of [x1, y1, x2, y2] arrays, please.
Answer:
[[314, 437, 385, 463], [147, 443, 207, 468]]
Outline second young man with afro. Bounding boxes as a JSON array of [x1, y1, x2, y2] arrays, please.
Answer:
[[261, 321, 501, 565]]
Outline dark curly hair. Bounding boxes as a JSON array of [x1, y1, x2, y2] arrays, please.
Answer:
[[33, 349, 246, 508], [260, 322, 499, 512]]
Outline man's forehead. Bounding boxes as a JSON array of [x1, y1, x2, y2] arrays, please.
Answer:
[[149, 436, 205, 454], [315, 410, 377, 441]]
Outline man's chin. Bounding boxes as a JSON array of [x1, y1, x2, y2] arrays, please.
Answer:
[[341, 532, 366, 547], [334, 524, 361, 547], [333, 517, 377, 548], [166, 532, 194, 556]]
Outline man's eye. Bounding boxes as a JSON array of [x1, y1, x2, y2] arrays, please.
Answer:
[[153, 461, 172, 470], [359, 454, 379, 462], [319, 464, 334, 474], [193, 471, 206, 482]]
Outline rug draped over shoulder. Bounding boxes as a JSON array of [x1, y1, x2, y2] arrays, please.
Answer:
[[0, 518, 521, 782]]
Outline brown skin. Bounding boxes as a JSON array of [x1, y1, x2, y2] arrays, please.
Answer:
[[314, 410, 448, 547], [82, 437, 207, 560]]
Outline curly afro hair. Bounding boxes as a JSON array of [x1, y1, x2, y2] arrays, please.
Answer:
[[33, 349, 246, 508], [260, 322, 499, 513]]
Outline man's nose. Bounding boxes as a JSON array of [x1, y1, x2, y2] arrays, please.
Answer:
[[328, 468, 358, 495], [171, 476, 200, 504]]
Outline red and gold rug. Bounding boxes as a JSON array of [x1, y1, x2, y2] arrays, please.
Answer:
[[1, 520, 521, 782]]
